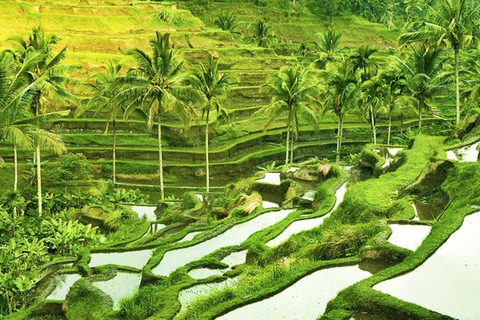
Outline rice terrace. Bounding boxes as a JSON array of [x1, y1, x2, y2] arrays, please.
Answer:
[[0, 0, 480, 319]]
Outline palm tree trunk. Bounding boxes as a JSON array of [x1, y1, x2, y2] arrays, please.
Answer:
[[336, 114, 343, 163], [157, 115, 164, 200], [285, 112, 291, 165], [112, 119, 116, 185], [370, 106, 376, 145], [454, 47, 460, 126], [13, 144, 18, 218], [290, 136, 294, 164], [387, 113, 392, 145], [14, 144, 18, 192], [205, 110, 210, 194], [36, 145, 42, 216], [418, 102, 422, 132]]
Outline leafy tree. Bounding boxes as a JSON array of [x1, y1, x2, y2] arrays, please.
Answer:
[[323, 58, 358, 163], [257, 65, 320, 164], [122, 32, 192, 200], [76, 61, 123, 185], [188, 57, 236, 193], [46, 152, 93, 190], [399, 0, 480, 125]]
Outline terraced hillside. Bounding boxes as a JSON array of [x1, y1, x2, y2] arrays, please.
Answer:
[[0, 0, 445, 199]]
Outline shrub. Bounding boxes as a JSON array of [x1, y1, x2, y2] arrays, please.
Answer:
[[104, 208, 138, 231]]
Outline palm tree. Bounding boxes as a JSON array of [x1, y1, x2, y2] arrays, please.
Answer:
[[215, 13, 240, 35], [122, 32, 189, 200], [396, 45, 446, 130], [257, 65, 320, 165], [188, 57, 236, 194], [76, 61, 123, 185], [379, 65, 407, 144], [316, 28, 342, 62], [323, 58, 358, 163], [360, 77, 386, 145], [0, 49, 66, 217], [349, 44, 379, 82], [9, 27, 75, 216], [246, 20, 276, 47], [399, 0, 480, 125]]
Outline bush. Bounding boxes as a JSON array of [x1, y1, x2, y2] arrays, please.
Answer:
[[46, 153, 93, 183], [40, 218, 100, 255], [104, 208, 138, 231]]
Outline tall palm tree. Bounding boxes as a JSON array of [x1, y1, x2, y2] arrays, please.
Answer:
[[379, 65, 407, 144], [76, 61, 123, 185], [122, 32, 189, 200], [349, 45, 379, 82], [323, 58, 358, 163], [257, 65, 320, 165], [188, 57, 236, 194], [360, 77, 386, 145], [396, 45, 446, 130], [399, 0, 480, 125], [9, 27, 74, 216]]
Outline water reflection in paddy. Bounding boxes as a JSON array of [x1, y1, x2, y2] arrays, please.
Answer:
[[46, 274, 82, 301], [216, 265, 370, 320], [89, 250, 152, 269], [220, 250, 248, 267], [93, 272, 142, 310], [152, 208, 294, 276], [374, 212, 480, 319], [256, 172, 281, 185], [178, 278, 239, 314], [130, 205, 157, 222], [387, 224, 431, 251], [266, 183, 347, 248]]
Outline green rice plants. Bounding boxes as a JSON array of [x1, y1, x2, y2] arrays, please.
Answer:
[[307, 223, 378, 261], [157, 8, 176, 23], [117, 285, 160, 320]]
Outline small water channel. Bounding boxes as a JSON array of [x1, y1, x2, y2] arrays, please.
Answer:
[[178, 231, 203, 243], [216, 265, 370, 320], [152, 207, 295, 276], [92, 272, 142, 310], [387, 224, 431, 251], [266, 183, 347, 248], [89, 249, 153, 269], [188, 268, 225, 279], [374, 212, 480, 319], [46, 274, 82, 301]]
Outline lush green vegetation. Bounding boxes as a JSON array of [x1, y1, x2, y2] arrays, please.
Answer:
[[0, 0, 479, 319]]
